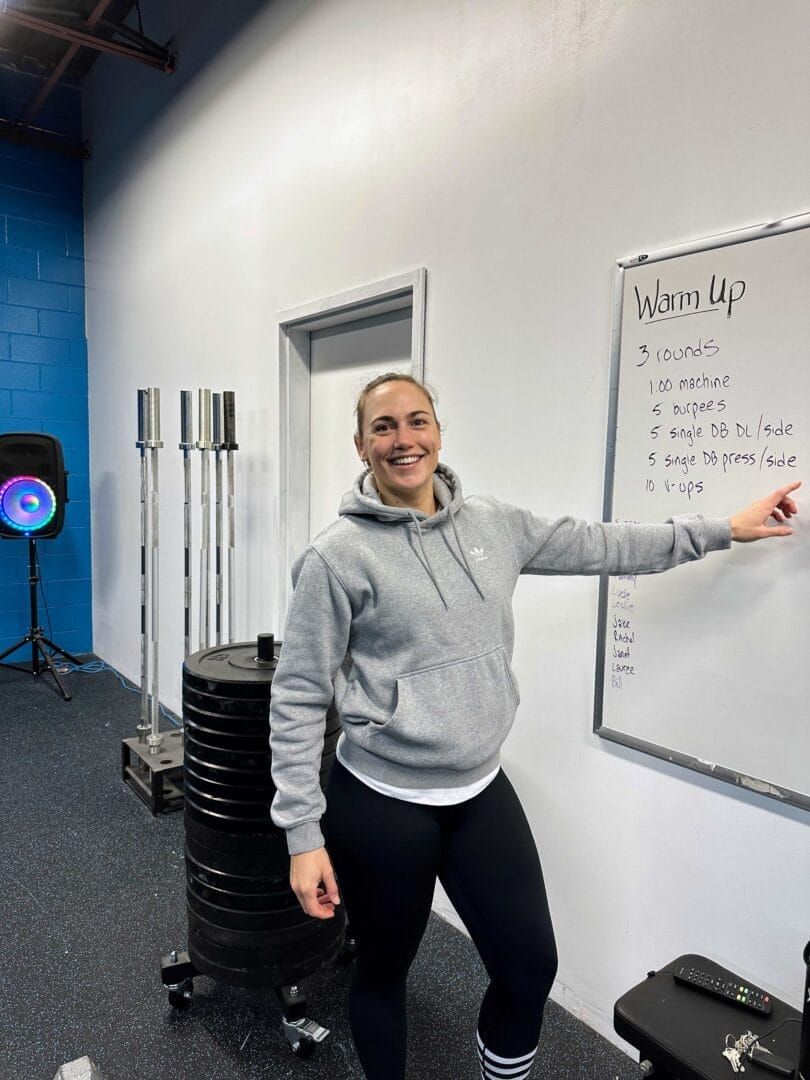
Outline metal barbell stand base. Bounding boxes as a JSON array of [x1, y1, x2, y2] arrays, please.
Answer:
[[121, 728, 184, 814]]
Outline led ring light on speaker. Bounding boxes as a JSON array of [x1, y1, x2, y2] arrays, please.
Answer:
[[0, 475, 57, 534]]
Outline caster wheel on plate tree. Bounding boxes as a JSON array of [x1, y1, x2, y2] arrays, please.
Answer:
[[290, 1034, 316, 1058], [168, 978, 194, 1010]]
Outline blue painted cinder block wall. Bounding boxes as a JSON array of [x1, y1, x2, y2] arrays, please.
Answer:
[[0, 73, 91, 660]]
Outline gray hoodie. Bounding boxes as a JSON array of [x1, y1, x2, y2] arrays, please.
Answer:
[[269, 463, 731, 854]]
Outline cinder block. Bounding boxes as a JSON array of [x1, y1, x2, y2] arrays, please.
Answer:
[[37, 549, 92, 579], [0, 581, 28, 610], [0, 360, 39, 391], [0, 188, 45, 219], [42, 419, 88, 449], [0, 157, 78, 200], [61, 472, 89, 501], [0, 138, 80, 180], [8, 277, 69, 312], [0, 247, 37, 278], [38, 309, 84, 339], [42, 578, 91, 610], [0, 615, 34, 648], [38, 253, 84, 286], [63, 442, 90, 470], [66, 225, 84, 257], [69, 339, 87, 366], [0, 187, 74, 225], [6, 216, 66, 254], [49, 603, 92, 634], [60, 500, 90, 530], [0, 552, 27, 578], [68, 286, 84, 313], [39, 363, 87, 396], [0, 417, 42, 434], [0, 305, 38, 334], [10, 334, 71, 365], [12, 389, 86, 421], [41, 626, 91, 655]]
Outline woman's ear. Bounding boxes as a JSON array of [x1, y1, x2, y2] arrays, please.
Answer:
[[353, 433, 366, 461]]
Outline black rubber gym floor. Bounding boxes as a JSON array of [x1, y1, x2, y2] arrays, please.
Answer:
[[0, 661, 639, 1080]]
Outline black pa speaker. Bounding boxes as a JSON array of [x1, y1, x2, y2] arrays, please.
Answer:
[[0, 433, 67, 539]]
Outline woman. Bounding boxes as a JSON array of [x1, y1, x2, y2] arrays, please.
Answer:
[[269, 373, 799, 1080]]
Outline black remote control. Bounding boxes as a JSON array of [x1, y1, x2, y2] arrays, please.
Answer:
[[673, 962, 773, 1015]]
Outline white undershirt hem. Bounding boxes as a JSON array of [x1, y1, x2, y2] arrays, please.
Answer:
[[335, 734, 500, 804]]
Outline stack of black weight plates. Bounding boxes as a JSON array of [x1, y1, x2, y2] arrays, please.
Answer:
[[182, 635, 345, 988]]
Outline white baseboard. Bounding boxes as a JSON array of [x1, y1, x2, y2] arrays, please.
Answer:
[[548, 978, 636, 1059]]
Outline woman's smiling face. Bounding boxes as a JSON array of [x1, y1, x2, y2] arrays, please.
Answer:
[[354, 380, 442, 510]]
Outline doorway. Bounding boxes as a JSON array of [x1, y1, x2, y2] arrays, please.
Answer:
[[309, 308, 412, 539], [277, 268, 426, 620]]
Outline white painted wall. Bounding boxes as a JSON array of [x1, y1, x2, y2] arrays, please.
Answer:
[[83, 0, 810, 1054]]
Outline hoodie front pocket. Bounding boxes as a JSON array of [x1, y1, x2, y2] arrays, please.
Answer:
[[367, 645, 519, 770]]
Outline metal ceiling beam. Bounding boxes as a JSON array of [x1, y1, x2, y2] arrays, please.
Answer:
[[0, 1, 176, 72], [15, 1, 115, 128], [0, 115, 89, 158]]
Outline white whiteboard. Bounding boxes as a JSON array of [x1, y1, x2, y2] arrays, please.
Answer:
[[595, 213, 810, 812]]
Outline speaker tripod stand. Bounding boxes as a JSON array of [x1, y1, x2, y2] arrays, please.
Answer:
[[0, 538, 81, 701]]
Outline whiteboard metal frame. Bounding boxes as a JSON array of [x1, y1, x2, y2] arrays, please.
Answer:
[[594, 211, 810, 813]]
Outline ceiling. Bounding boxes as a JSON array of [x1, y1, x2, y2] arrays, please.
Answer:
[[0, 0, 176, 157]]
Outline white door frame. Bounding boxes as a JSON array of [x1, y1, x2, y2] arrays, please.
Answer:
[[277, 267, 427, 622]]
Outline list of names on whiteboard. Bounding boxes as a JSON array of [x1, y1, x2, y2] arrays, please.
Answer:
[[609, 574, 636, 690]]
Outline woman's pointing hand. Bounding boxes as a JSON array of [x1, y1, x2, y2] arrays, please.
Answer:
[[730, 481, 801, 542]]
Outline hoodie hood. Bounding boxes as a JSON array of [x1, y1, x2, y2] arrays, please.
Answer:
[[339, 460, 462, 524], [338, 461, 484, 606]]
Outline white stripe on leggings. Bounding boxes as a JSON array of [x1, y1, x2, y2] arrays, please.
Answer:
[[476, 1029, 537, 1079]]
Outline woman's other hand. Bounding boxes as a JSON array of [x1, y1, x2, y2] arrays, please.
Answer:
[[730, 481, 801, 542], [290, 846, 342, 919]]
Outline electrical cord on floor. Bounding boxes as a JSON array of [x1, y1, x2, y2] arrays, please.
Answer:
[[56, 658, 182, 728]]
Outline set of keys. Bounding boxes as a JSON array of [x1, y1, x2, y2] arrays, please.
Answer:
[[722, 1030, 760, 1073], [722, 1030, 795, 1077]]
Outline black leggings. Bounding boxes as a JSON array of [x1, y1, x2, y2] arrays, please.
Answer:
[[322, 758, 558, 1079]]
